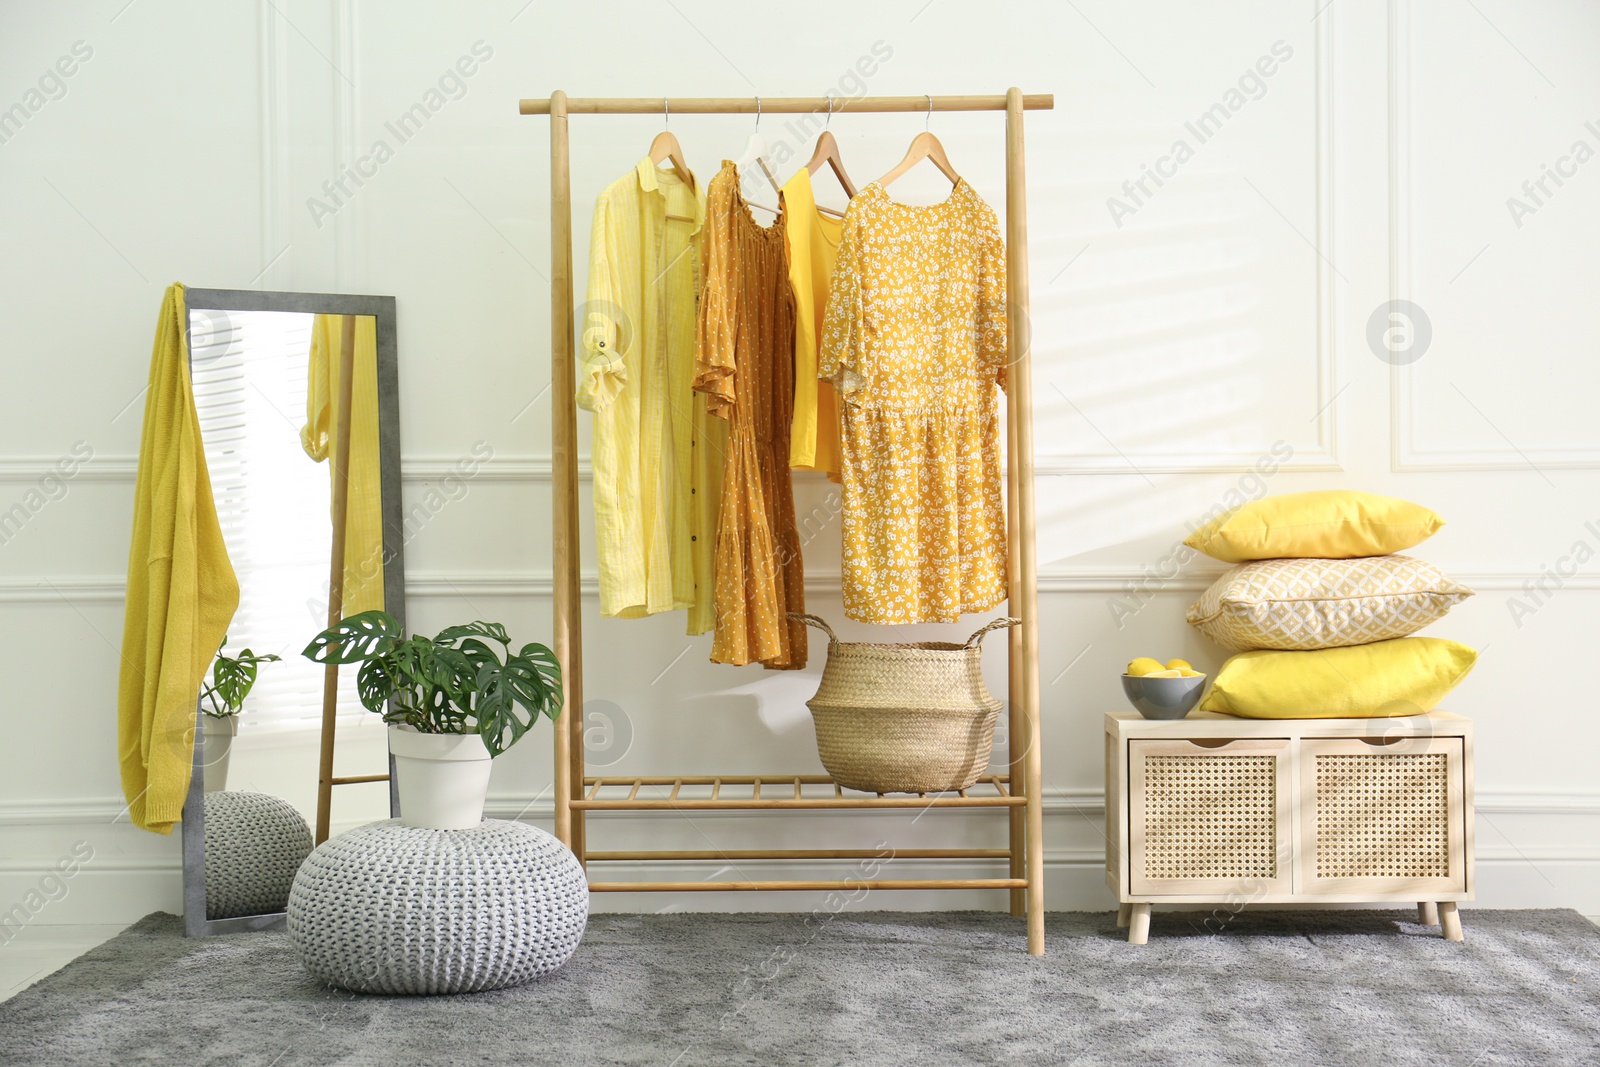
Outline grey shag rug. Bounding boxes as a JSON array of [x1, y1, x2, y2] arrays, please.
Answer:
[[2, 909, 1597, 1066]]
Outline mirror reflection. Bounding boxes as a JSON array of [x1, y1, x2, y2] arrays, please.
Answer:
[[182, 296, 401, 931]]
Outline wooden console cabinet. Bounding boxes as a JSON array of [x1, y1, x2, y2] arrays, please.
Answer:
[[1105, 711, 1474, 944]]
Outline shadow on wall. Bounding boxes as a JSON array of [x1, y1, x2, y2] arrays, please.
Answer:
[[1027, 151, 1317, 570]]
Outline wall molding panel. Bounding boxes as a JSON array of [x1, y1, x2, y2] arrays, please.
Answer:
[[0, 454, 588, 484], [9, 568, 1598, 604], [258, 0, 291, 292], [2, 789, 1592, 835], [1387, 0, 1600, 472], [2, 790, 1594, 921], [1041, 2, 1341, 476]]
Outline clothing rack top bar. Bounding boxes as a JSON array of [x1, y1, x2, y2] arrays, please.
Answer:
[[519, 93, 1053, 115]]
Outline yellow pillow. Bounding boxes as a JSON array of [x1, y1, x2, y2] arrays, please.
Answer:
[[1197, 637, 1477, 719], [1185, 490, 1444, 563]]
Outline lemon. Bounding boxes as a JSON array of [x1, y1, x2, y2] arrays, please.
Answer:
[[1165, 658, 1193, 671], [1179, 669, 1204, 678], [1126, 657, 1166, 676], [1146, 669, 1184, 678]]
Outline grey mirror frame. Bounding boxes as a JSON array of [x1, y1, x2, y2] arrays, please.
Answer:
[[179, 288, 404, 937]]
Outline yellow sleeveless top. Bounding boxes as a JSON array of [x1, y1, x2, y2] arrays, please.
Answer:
[[780, 167, 843, 479]]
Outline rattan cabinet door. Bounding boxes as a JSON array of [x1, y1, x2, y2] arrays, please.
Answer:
[[1298, 737, 1466, 896], [1128, 739, 1293, 897]]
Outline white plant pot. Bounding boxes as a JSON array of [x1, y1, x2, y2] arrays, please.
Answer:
[[388, 726, 492, 830], [201, 714, 238, 793]]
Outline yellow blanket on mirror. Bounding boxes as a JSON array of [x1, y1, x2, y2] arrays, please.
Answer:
[[301, 314, 385, 616], [118, 283, 240, 834]]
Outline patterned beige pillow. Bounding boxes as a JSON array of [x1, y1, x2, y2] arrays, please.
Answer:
[[1187, 555, 1473, 652]]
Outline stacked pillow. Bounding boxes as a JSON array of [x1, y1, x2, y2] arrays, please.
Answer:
[[1183, 490, 1477, 719]]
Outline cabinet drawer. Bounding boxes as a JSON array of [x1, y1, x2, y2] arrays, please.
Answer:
[[1298, 736, 1467, 895], [1129, 739, 1293, 896]]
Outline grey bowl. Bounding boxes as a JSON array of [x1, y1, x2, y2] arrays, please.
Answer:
[[1121, 674, 1207, 720]]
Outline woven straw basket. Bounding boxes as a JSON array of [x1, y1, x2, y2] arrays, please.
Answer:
[[790, 612, 1020, 795]]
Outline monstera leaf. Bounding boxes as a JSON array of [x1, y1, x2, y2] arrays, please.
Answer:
[[201, 637, 282, 718], [447, 637, 505, 681], [474, 646, 562, 757], [435, 621, 512, 649], [517, 642, 564, 715], [302, 609, 401, 665], [354, 656, 402, 718]]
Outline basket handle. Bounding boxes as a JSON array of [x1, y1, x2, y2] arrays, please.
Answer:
[[787, 612, 839, 644], [964, 616, 1021, 648]]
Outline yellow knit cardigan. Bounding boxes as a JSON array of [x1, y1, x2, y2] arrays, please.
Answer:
[[118, 283, 239, 834]]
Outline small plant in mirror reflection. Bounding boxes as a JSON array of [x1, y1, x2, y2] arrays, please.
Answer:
[[302, 610, 562, 757], [200, 637, 281, 719]]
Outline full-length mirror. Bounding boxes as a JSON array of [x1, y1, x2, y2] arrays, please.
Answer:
[[180, 289, 403, 936]]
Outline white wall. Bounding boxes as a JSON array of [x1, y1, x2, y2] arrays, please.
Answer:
[[2, 0, 1596, 925]]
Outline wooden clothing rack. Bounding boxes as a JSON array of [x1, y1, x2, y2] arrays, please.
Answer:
[[519, 89, 1051, 955]]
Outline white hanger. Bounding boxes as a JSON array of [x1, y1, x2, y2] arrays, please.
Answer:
[[734, 96, 782, 215]]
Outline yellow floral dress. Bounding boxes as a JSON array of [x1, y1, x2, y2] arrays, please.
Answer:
[[818, 180, 1009, 624]]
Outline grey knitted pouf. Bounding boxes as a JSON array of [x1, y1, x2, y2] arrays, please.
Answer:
[[202, 790, 314, 920], [286, 819, 589, 995]]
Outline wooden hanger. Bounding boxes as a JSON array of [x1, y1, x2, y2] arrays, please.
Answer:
[[875, 94, 961, 188], [649, 98, 697, 222], [802, 95, 854, 219]]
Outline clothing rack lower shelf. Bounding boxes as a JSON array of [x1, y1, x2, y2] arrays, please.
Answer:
[[587, 879, 1029, 893], [577, 775, 1028, 893], [586, 849, 1012, 861], [574, 773, 1021, 811]]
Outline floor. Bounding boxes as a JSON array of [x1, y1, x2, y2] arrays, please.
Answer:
[[6, 909, 1600, 1067], [0, 925, 127, 1003], [4, 913, 1599, 1004]]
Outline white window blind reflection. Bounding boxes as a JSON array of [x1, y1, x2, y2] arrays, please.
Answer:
[[192, 310, 366, 734]]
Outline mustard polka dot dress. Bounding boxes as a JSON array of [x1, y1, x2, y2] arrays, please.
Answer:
[[694, 161, 807, 668]]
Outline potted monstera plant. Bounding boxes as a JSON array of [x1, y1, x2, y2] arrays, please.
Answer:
[[302, 610, 562, 829], [199, 638, 281, 792]]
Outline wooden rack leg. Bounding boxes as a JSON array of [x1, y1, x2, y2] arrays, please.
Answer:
[[314, 314, 358, 845], [549, 89, 582, 856], [1007, 371, 1025, 918], [1418, 901, 1439, 926], [1005, 153, 1026, 920], [1116, 903, 1132, 929], [1005, 86, 1046, 957]]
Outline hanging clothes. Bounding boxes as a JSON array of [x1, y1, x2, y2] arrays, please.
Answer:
[[119, 283, 240, 834], [819, 180, 1009, 625], [695, 161, 806, 669], [779, 167, 844, 480], [580, 157, 724, 635], [301, 313, 385, 616]]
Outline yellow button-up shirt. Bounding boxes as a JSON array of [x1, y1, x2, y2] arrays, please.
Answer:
[[303, 312, 384, 616], [580, 157, 724, 633]]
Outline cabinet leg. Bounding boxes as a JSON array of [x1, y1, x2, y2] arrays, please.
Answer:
[[1418, 901, 1439, 926], [1116, 903, 1132, 929], [1127, 903, 1151, 945], [1437, 901, 1463, 942]]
